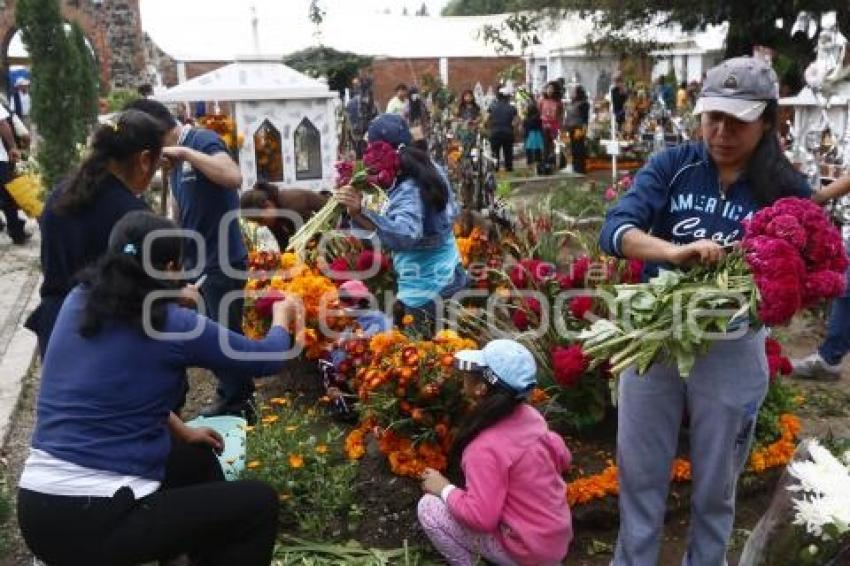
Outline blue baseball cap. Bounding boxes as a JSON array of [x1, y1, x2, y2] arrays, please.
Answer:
[[367, 113, 412, 148], [455, 339, 537, 398]]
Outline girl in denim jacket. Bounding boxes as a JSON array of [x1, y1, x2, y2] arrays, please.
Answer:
[[337, 114, 467, 337]]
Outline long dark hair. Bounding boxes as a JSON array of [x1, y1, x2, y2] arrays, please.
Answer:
[[398, 145, 449, 212], [745, 101, 807, 206], [54, 110, 166, 214], [77, 211, 185, 337], [240, 181, 279, 211], [446, 378, 523, 487], [458, 89, 480, 113]]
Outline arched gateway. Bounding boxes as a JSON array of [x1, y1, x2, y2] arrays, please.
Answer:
[[0, 0, 146, 91]]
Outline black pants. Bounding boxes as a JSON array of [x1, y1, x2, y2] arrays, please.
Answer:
[[569, 126, 587, 174], [18, 443, 279, 566], [202, 270, 254, 405], [490, 132, 514, 172], [0, 161, 25, 240]]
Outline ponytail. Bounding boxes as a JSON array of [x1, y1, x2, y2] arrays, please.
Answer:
[[398, 145, 449, 212], [54, 109, 166, 214], [446, 385, 523, 487]]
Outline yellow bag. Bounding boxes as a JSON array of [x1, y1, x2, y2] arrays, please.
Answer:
[[5, 174, 44, 218]]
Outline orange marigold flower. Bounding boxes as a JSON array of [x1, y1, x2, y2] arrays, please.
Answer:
[[670, 458, 691, 482], [528, 388, 549, 405], [402, 314, 415, 326], [288, 454, 305, 469], [269, 397, 288, 406], [246, 460, 262, 469], [260, 415, 279, 425], [315, 444, 329, 454]]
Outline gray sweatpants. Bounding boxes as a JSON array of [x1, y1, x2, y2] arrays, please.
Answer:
[[613, 329, 769, 566]]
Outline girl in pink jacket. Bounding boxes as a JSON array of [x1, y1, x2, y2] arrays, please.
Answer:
[[418, 339, 572, 565]]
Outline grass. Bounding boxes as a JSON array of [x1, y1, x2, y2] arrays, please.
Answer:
[[272, 537, 439, 565]]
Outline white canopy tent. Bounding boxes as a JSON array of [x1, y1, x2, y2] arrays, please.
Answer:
[[156, 58, 338, 103]]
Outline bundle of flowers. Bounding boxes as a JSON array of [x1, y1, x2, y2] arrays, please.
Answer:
[[740, 438, 850, 565], [744, 198, 848, 325], [580, 198, 848, 378], [287, 143, 396, 258], [341, 330, 477, 478], [242, 251, 348, 359]]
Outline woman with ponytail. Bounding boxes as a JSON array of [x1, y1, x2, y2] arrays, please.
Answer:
[[26, 109, 166, 357], [18, 211, 299, 566], [336, 113, 467, 337], [417, 339, 572, 565]]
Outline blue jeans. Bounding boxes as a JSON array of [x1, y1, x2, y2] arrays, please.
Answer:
[[202, 270, 254, 405], [818, 264, 850, 365]]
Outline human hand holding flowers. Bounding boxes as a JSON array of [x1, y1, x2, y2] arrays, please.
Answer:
[[666, 239, 726, 266], [421, 467, 451, 495], [335, 185, 363, 216]]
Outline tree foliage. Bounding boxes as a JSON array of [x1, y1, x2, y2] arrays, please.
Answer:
[[16, 0, 99, 189], [444, 0, 850, 65], [283, 47, 373, 95]]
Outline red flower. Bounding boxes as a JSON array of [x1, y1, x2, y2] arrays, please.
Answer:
[[571, 256, 591, 288], [764, 337, 783, 357], [512, 298, 541, 330], [509, 259, 554, 288], [335, 161, 354, 188], [255, 290, 286, 318], [329, 257, 351, 279], [551, 345, 589, 388], [356, 250, 390, 272], [764, 214, 806, 250], [569, 295, 593, 320], [363, 141, 401, 189], [623, 259, 644, 284]]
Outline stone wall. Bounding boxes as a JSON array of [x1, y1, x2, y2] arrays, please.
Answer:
[[0, 0, 146, 90]]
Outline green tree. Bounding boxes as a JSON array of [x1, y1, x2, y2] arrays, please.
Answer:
[[446, 0, 849, 65], [283, 47, 372, 95], [16, 0, 89, 189], [68, 23, 99, 145], [442, 0, 509, 16]]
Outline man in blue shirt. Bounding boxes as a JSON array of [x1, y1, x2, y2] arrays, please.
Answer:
[[126, 99, 252, 418]]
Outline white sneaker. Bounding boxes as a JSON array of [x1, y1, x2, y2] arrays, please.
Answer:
[[791, 352, 842, 381]]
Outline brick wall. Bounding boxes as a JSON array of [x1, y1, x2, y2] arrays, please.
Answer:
[[370, 58, 440, 110], [369, 56, 525, 109], [186, 61, 230, 80]]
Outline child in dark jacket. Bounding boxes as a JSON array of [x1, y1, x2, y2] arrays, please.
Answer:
[[523, 105, 544, 174], [418, 339, 572, 565]]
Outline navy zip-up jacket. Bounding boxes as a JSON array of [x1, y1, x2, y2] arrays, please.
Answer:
[[599, 142, 811, 279]]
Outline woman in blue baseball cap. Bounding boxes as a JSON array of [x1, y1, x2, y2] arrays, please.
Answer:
[[336, 113, 467, 337], [416, 339, 572, 565]]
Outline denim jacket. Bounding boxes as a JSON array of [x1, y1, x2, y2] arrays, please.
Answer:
[[363, 173, 459, 251]]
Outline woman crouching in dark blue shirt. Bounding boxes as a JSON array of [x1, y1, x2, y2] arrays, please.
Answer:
[[17, 211, 299, 566]]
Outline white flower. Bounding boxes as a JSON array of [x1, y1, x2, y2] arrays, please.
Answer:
[[787, 440, 850, 540]]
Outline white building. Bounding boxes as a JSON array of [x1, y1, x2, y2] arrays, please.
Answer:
[[524, 15, 727, 97]]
